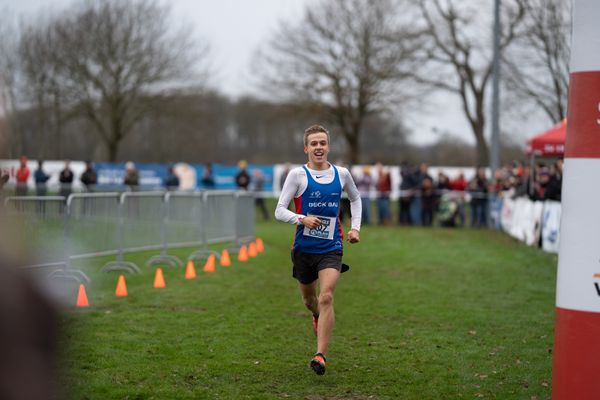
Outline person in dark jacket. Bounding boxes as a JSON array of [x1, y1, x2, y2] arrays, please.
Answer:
[[34, 161, 50, 196], [235, 160, 250, 190], [164, 165, 180, 191], [80, 161, 98, 192], [201, 163, 215, 189], [469, 167, 489, 227], [123, 162, 139, 191], [59, 160, 74, 198], [398, 163, 415, 225]]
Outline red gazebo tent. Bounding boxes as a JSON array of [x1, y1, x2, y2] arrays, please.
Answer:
[[526, 119, 566, 157]]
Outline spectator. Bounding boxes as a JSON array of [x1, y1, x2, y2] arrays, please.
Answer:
[[438, 192, 461, 228], [435, 171, 451, 213], [450, 172, 467, 226], [532, 166, 550, 201], [0, 170, 8, 198], [252, 169, 269, 220], [515, 165, 533, 199], [490, 168, 507, 196], [469, 167, 488, 227], [34, 161, 50, 196], [355, 166, 373, 225], [398, 163, 415, 225], [15, 156, 30, 196], [279, 162, 291, 192], [421, 176, 435, 226], [450, 172, 467, 192], [511, 160, 524, 179], [80, 161, 98, 192], [123, 161, 139, 191], [164, 165, 180, 191], [201, 163, 215, 189], [375, 162, 391, 225], [489, 167, 508, 229], [544, 159, 562, 201], [59, 160, 74, 198], [436, 172, 451, 192], [411, 163, 432, 225], [235, 160, 250, 190]]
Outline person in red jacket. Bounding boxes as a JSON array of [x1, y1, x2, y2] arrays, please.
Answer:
[[15, 156, 30, 196], [450, 171, 467, 226], [450, 171, 467, 192], [375, 162, 391, 225]]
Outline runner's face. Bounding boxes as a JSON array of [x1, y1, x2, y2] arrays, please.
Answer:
[[304, 132, 329, 164]]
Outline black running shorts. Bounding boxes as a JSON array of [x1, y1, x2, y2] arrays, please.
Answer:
[[291, 249, 343, 284]]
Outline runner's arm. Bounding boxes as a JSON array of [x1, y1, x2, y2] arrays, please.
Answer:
[[341, 168, 362, 231], [275, 168, 306, 225]]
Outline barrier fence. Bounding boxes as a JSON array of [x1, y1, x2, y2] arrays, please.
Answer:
[[495, 196, 561, 253], [3, 190, 255, 283]]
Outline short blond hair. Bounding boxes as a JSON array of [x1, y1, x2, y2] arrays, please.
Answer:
[[304, 125, 330, 146]]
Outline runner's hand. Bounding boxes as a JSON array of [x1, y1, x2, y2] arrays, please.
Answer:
[[347, 229, 360, 243], [300, 216, 322, 229]]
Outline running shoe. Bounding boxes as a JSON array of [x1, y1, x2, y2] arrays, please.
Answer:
[[310, 353, 326, 375], [312, 315, 319, 337]]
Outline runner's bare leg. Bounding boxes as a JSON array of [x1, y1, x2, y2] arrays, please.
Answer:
[[299, 280, 319, 316], [316, 268, 340, 356]]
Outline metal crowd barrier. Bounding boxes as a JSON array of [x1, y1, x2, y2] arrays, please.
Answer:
[[3, 196, 90, 284], [67, 192, 121, 260], [2, 190, 255, 281], [235, 191, 256, 245]]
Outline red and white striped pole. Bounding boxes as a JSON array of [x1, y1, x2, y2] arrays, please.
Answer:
[[552, 0, 600, 398]]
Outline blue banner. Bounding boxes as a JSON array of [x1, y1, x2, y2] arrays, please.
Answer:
[[95, 162, 274, 191], [96, 162, 166, 189], [194, 163, 274, 191]]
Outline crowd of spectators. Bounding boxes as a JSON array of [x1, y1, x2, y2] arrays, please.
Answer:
[[1, 156, 563, 229], [0, 158, 164, 196], [351, 158, 563, 229]]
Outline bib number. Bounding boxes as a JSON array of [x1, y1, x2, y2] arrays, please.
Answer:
[[303, 215, 335, 240]]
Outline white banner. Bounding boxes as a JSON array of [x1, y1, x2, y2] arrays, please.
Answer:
[[542, 201, 562, 253]]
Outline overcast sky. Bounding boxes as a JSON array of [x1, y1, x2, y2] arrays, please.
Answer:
[[1, 0, 550, 146], [1, 0, 313, 96]]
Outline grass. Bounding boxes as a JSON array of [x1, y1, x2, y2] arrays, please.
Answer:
[[60, 220, 557, 399]]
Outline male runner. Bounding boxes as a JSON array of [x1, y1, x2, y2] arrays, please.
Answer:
[[275, 125, 362, 375]]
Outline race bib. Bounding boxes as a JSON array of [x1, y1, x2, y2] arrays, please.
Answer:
[[303, 215, 336, 240]]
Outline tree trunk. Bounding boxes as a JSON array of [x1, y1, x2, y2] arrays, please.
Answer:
[[346, 133, 360, 165], [107, 140, 119, 162], [475, 134, 489, 167], [108, 110, 124, 162]]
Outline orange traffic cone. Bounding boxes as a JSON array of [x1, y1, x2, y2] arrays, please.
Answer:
[[238, 245, 249, 262], [203, 254, 216, 273], [115, 274, 128, 297], [248, 242, 258, 258], [256, 238, 265, 253], [154, 267, 166, 288], [76, 283, 89, 308], [185, 260, 197, 279], [220, 249, 231, 267]]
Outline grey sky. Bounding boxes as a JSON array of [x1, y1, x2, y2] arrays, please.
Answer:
[[1, 0, 312, 96], [1, 0, 550, 146]]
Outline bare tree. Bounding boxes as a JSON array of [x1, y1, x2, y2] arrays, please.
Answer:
[[44, 0, 209, 161], [256, 0, 421, 164], [0, 9, 22, 157], [18, 19, 68, 159], [410, 0, 526, 166], [503, 0, 570, 124]]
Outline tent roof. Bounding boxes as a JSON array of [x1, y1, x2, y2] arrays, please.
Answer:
[[526, 119, 566, 157]]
